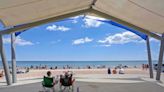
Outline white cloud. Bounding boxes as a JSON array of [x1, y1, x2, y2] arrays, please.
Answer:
[[149, 38, 159, 42], [46, 25, 70, 32], [3, 37, 10, 43], [70, 15, 106, 27], [72, 20, 78, 24], [70, 15, 83, 24], [98, 31, 159, 47], [137, 37, 159, 43], [72, 37, 93, 45], [3, 36, 34, 46], [98, 31, 143, 46], [100, 44, 111, 47], [83, 16, 106, 28], [83, 18, 102, 28]]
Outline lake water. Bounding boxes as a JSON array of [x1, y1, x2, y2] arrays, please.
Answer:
[[0, 60, 158, 69]]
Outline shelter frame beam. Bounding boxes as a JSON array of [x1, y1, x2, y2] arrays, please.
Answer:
[[11, 33, 17, 83], [146, 36, 153, 78], [156, 33, 164, 80], [0, 35, 12, 85]]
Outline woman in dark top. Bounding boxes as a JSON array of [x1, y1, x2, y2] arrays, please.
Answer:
[[108, 67, 111, 74]]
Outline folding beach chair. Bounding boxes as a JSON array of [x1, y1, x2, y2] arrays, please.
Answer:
[[59, 75, 75, 92], [42, 76, 56, 92]]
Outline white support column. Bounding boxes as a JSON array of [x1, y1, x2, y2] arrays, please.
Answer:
[[11, 33, 17, 83], [0, 35, 12, 85], [146, 36, 153, 78], [156, 34, 164, 80]]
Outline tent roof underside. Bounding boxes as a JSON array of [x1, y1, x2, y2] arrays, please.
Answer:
[[0, 0, 164, 34]]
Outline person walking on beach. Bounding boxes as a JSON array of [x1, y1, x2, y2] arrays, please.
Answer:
[[142, 64, 145, 70], [146, 64, 149, 70]]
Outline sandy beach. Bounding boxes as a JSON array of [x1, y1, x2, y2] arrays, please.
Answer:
[[0, 67, 149, 81], [1, 68, 164, 92]]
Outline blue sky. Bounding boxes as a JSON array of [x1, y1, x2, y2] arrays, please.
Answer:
[[0, 15, 160, 61]]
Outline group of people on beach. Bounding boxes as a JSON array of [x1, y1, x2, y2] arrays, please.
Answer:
[[107, 67, 125, 74], [142, 64, 149, 70], [26, 64, 128, 70]]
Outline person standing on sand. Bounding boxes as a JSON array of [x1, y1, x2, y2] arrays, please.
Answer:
[[144, 64, 147, 70], [142, 64, 145, 70], [108, 67, 111, 74]]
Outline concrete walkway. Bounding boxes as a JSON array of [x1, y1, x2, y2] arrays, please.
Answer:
[[0, 80, 164, 92], [0, 74, 164, 92], [76, 81, 164, 92]]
